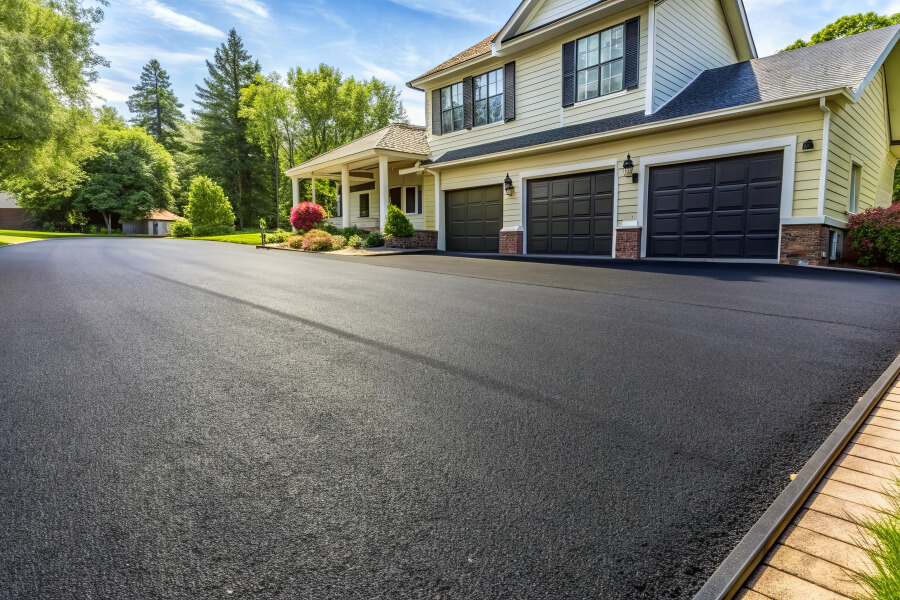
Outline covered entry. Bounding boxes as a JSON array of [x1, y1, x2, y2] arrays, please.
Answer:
[[646, 151, 783, 259], [446, 186, 502, 252], [526, 170, 614, 255]]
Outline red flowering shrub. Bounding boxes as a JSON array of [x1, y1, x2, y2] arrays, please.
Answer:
[[848, 203, 900, 266], [300, 229, 334, 252], [290, 202, 327, 231]]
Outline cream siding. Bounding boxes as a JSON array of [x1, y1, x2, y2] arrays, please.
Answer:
[[435, 105, 823, 230], [423, 173, 436, 230], [521, 0, 601, 33], [329, 169, 425, 229], [825, 68, 897, 221], [426, 6, 649, 159], [652, 0, 738, 111]]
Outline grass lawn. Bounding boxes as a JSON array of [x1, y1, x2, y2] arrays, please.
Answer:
[[186, 232, 267, 245], [0, 230, 122, 246]]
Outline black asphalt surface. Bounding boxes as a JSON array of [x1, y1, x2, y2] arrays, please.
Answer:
[[2, 239, 900, 600]]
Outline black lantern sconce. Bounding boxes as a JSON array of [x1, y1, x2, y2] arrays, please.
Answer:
[[623, 155, 638, 183], [802, 139, 814, 151], [504, 173, 514, 196]]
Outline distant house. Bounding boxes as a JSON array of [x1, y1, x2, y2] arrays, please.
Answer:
[[0, 193, 26, 230], [122, 210, 181, 236]]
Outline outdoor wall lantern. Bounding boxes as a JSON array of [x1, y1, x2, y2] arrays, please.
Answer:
[[802, 139, 814, 151], [623, 155, 638, 183], [504, 173, 515, 196]]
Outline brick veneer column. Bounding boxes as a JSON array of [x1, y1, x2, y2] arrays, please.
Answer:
[[500, 230, 523, 254], [615, 228, 642, 260], [779, 224, 831, 265]]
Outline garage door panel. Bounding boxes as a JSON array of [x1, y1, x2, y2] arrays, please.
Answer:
[[594, 218, 613, 236], [595, 196, 613, 215], [551, 181, 570, 197], [648, 150, 782, 259], [531, 183, 549, 200], [446, 187, 502, 253], [530, 237, 548, 253], [551, 237, 569, 252], [551, 220, 569, 235], [573, 199, 591, 216], [596, 173, 614, 194], [531, 202, 549, 219], [531, 221, 548, 236], [551, 201, 570, 217], [683, 188, 713, 212], [573, 178, 591, 196], [593, 236, 613, 255], [652, 167, 683, 190], [572, 220, 591, 236]]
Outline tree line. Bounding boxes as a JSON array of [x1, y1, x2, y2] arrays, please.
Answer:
[[1, 1, 406, 233]]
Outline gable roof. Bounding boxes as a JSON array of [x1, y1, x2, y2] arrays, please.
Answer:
[[285, 123, 429, 175], [410, 32, 498, 84], [431, 26, 900, 165], [148, 210, 180, 221]]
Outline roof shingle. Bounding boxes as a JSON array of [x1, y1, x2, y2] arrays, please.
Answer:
[[409, 32, 498, 87], [289, 123, 429, 172]]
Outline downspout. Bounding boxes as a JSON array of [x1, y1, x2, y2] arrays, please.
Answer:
[[816, 97, 832, 218]]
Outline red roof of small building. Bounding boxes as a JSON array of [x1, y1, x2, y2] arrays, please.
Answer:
[[148, 210, 180, 221]]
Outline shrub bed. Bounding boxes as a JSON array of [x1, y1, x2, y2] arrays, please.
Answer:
[[848, 204, 900, 266], [384, 205, 415, 238], [290, 202, 327, 232], [301, 229, 334, 252], [364, 231, 385, 248]]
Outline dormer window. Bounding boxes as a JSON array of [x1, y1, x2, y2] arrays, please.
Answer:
[[440, 83, 465, 133], [576, 24, 624, 101], [474, 68, 504, 126]]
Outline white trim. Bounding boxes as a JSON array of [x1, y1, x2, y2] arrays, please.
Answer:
[[402, 185, 420, 215], [849, 159, 863, 214], [379, 156, 389, 230], [853, 27, 900, 102], [431, 171, 445, 251], [782, 216, 848, 228], [571, 88, 631, 110], [618, 220, 639, 228], [644, 0, 655, 116], [636, 136, 797, 258], [518, 158, 619, 256], [817, 98, 831, 217], [500, 225, 524, 232]]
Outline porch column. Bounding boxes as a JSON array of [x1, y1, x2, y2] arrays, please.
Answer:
[[433, 171, 445, 251], [291, 177, 300, 232], [311, 174, 316, 204], [379, 155, 389, 230], [341, 164, 351, 228]]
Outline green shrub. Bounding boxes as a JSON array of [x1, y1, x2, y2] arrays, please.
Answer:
[[265, 230, 290, 244], [848, 204, 900, 266], [383, 204, 415, 238], [169, 219, 192, 238], [288, 235, 304, 249], [364, 231, 385, 248], [340, 225, 369, 239], [347, 234, 364, 248], [318, 222, 341, 235], [331, 235, 347, 250], [185, 176, 235, 237], [301, 229, 334, 252], [86, 225, 103, 235]]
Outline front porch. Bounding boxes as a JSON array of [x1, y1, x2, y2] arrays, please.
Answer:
[[285, 123, 433, 233]]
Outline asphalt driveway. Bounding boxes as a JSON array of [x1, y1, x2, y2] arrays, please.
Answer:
[[2, 239, 900, 599]]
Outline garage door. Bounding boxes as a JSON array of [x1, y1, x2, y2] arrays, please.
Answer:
[[446, 186, 502, 252], [527, 170, 614, 255], [647, 151, 783, 259]]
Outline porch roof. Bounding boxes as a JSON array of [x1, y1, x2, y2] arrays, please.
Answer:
[[285, 123, 429, 179]]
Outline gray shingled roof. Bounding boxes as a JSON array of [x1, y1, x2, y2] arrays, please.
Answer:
[[433, 25, 899, 164], [289, 123, 429, 172]]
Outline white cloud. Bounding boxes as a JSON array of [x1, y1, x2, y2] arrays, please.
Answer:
[[132, 0, 225, 39], [221, 0, 270, 19], [385, 0, 500, 25], [102, 44, 208, 66], [91, 78, 136, 105]]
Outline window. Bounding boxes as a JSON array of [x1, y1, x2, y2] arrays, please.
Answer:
[[389, 187, 402, 208], [404, 186, 420, 214], [359, 193, 369, 218], [440, 83, 464, 133], [474, 68, 504, 127], [849, 163, 862, 213], [576, 24, 624, 102]]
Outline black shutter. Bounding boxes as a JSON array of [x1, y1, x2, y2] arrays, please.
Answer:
[[504, 62, 516, 121], [562, 41, 576, 107], [431, 89, 442, 136], [463, 76, 474, 130], [624, 17, 640, 90]]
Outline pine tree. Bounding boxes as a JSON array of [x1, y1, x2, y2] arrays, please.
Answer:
[[127, 59, 184, 151], [193, 29, 266, 229]]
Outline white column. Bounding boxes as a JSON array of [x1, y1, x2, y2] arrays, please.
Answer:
[[379, 155, 389, 230], [311, 175, 316, 204], [433, 171, 445, 251], [341, 164, 351, 229], [291, 177, 300, 232]]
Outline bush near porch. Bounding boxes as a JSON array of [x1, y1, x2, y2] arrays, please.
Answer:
[[383, 205, 414, 238], [848, 204, 900, 266]]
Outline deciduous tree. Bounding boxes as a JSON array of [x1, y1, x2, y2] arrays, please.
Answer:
[[782, 12, 900, 51]]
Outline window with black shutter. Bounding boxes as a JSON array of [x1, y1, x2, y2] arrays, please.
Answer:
[[359, 193, 369, 218], [439, 83, 465, 133], [563, 17, 639, 107], [473, 68, 505, 126]]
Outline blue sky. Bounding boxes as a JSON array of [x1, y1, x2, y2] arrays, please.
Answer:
[[92, 0, 900, 126]]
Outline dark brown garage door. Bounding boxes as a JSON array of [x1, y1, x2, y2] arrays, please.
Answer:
[[527, 170, 614, 255], [446, 186, 502, 252], [647, 151, 783, 259]]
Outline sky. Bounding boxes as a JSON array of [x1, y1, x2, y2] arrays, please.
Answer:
[[91, 0, 900, 126]]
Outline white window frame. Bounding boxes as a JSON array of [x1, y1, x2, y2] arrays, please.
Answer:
[[849, 161, 862, 214], [439, 82, 465, 134], [575, 23, 625, 103], [403, 186, 421, 215], [473, 68, 504, 127]]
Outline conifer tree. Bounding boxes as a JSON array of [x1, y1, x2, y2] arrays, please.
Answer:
[[127, 59, 184, 151]]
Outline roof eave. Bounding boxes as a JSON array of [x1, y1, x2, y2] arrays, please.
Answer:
[[428, 91, 844, 169], [284, 148, 429, 179]]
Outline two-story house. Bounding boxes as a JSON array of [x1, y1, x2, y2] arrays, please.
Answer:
[[285, 0, 900, 265]]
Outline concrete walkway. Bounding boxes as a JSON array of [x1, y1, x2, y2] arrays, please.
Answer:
[[739, 380, 900, 599]]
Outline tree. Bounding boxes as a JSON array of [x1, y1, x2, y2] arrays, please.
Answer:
[[194, 29, 267, 229], [185, 176, 235, 236], [0, 0, 107, 184], [170, 120, 202, 215], [74, 122, 176, 233], [239, 72, 299, 229], [288, 64, 407, 160], [782, 12, 900, 51], [127, 59, 185, 151]]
